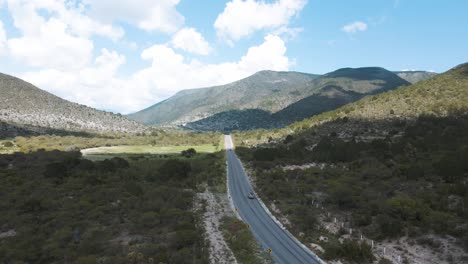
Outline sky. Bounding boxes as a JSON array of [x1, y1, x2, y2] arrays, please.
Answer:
[[0, 0, 467, 114]]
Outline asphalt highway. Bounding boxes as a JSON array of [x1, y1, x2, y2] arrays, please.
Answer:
[[225, 135, 323, 264]]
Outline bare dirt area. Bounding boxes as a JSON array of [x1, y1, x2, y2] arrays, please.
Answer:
[[197, 191, 238, 264]]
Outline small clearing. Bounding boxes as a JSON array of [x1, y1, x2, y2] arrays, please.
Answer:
[[81, 144, 219, 156]]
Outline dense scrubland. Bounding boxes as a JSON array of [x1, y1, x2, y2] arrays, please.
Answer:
[[237, 115, 468, 261], [0, 149, 228, 263]]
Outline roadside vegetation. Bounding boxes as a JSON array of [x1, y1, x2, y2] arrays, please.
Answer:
[[0, 149, 227, 263], [235, 114, 468, 263], [228, 64, 468, 262], [220, 217, 274, 264]]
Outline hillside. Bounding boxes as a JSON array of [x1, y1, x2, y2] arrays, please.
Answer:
[[184, 67, 410, 132], [236, 63, 468, 145], [0, 73, 147, 136], [127, 71, 319, 125], [233, 62, 468, 264], [394, 70, 437, 84]]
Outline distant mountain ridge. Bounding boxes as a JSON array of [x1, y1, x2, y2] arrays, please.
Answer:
[[127, 70, 320, 125], [0, 73, 147, 136], [129, 67, 418, 131], [131, 67, 415, 132]]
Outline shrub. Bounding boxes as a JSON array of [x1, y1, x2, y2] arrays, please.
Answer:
[[181, 148, 196, 158], [3, 141, 14, 147], [44, 162, 68, 182], [159, 159, 191, 181]]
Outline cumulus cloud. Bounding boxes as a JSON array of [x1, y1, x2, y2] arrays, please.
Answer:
[[84, 0, 184, 33], [139, 34, 290, 94], [8, 18, 94, 70], [215, 0, 307, 42], [171, 28, 212, 55], [21, 35, 291, 114], [21, 49, 153, 113], [0, 20, 6, 55], [7, 0, 124, 40], [3, 0, 295, 114], [342, 21, 368, 33], [5, 0, 124, 70]]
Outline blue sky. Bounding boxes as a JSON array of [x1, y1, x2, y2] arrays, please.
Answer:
[[0, 0, 467, 114]]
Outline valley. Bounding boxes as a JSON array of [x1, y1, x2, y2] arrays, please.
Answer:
[[1, 54, 467, 264], [1, 1, 467, 263]]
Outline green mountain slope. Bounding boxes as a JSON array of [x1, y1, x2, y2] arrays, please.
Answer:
[[0, 73, 147, 136], [184, 67, 410, 131], [127, 71, 319, 125], [236, 63, 467, 145]]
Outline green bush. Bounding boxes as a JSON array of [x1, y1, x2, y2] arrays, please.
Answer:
[[3, 141, 14, 147]]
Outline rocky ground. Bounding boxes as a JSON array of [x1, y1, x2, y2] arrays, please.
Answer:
[[197, 190, 238, 264], [318, 205, 468, 263]]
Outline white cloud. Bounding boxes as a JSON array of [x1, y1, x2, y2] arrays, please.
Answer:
[[2, 1, 295, 114], [5, 0, 124, 70], [21, 34, 291, 114], [342, 21, 368, 33], [7, 0, 123, 40], [8, 18, 94, 70], [273, 26, 304, 40], [0, 20, 6, 55], [215, 0, 307, 42], [171, 27, 212, 55], [21, 49, 153, 113], [139, 34, 290, 94], [85, 0, 184, 33]]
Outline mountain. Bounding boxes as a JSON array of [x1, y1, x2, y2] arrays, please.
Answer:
[[182, 67, 410, 131], [0, 73, 147, 136], [394, 70, 438, 84], [339, 64, 466, 120], [238, 62, 467, 145], [127, 71, 320, 125]]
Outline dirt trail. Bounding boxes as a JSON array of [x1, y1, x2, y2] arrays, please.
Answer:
[[198, 191, 238, 264]]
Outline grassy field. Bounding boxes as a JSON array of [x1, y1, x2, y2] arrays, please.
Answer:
[[82, 144, 222, 156], [0, 140, 20, 154]]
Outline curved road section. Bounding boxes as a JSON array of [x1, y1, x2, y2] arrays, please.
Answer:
[[225, 135, 323, 264]]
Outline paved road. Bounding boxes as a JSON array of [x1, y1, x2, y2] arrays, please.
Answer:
[[225, 135, 323, 264]]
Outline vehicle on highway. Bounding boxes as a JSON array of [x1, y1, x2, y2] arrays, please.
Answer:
[[247, 191, 255, 199]]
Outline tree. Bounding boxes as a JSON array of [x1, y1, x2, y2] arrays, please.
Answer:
[[181, 148, 197, 158]]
